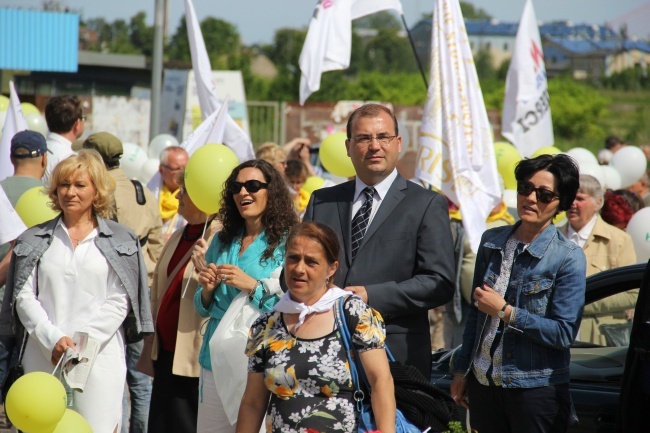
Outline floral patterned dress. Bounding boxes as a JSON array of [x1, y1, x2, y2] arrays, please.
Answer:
[[246, 296, 386, 433]]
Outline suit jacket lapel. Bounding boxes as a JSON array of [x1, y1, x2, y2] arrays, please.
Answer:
[[359, 175, 407, 251], [337, 182, 355, 267]]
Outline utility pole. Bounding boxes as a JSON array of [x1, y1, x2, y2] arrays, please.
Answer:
[[149, 0, 166, 144]]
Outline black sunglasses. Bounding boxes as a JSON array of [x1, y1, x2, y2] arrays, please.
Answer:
[[516, 181, 559, 204], [228, 180, 268, 194]]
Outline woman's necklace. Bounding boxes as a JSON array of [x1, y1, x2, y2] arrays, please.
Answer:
[[292, 312, 316, 342], [69, 224, 95, 245]]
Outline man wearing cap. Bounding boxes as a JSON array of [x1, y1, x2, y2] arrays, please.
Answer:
[[43, 95, 85, 186], [0, 131, 48, 405], [82, 132, 162, 433]]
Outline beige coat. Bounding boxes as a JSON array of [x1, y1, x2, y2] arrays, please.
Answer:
[[560, 215, 637, 345], [141, 219, 220, 377]]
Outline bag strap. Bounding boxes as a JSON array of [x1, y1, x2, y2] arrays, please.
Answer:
[[16, 261, 39, 365], [334, 297, 366, 411]]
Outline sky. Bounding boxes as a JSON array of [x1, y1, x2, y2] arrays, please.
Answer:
[[3, 0, 650, 44]]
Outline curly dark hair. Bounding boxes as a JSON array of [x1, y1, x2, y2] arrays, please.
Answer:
[[217, 159, 299, 260]]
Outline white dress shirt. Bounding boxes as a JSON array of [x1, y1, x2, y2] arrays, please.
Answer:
[[43, 132, 76, 186], [567, 214, 598, 249], [351, 169, 399, 226]]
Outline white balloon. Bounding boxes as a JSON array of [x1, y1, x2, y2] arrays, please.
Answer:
[[566, 147, 598, 166], [148, 134, 179, 159], [120, 142, 148, 179], [626, 207, 650, 262], [610, 146, 648, 188], [578, 163, 605, 190], [139, 158, 160, 185], [601, 165, 622, 190], [25, 113, 48, 137]]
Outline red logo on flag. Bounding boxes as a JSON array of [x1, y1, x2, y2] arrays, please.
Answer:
[[530, 40, 544, 73]]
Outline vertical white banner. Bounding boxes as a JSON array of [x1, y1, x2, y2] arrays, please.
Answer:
[[501, 0, 553, 157], [415, 0, 501, 253], [0, 82, 28, 181], [184, 0, 254, 161]]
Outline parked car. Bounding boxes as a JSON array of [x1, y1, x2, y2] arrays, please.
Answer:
[[430, 262, 647, 433]]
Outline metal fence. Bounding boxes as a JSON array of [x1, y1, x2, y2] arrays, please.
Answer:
[[247, 101, 282, 147]]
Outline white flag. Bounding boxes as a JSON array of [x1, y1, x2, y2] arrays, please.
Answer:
[[184, 0, 254, 161], [299, 0, 403, 105], [415, 0, 501, 253], [0, 186, 27, 245], [0, 81, 28, 181], [180, 96, 230, 156], [501, 0, 553, 157]]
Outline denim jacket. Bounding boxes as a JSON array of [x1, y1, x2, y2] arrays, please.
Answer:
[[0, 216, 154, 343], [450, 221, 586, 388]]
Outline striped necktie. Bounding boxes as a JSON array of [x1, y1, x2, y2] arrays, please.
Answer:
[[351, 187, 375, 260]]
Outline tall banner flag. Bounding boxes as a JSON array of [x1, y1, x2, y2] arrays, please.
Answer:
[[415, 0, 501, 253], [0, 81, 28, 181], [0, 186, 27, 244], [299, 0, 403, 105], [184, 0, 254, 161], [501, 0, 553, 157]]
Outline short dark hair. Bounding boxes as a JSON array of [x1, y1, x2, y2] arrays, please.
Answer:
[[514, 154, 579, 212], [45, 96, 82, 133], [286, 221, 341, 267], [604, 135, 625, 150], [346, 103, 398, 139]]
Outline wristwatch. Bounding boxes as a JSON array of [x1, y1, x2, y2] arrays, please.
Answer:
[[497, 302, 509, 319]]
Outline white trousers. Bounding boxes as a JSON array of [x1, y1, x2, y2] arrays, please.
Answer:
[[197, 368, 236, 433]]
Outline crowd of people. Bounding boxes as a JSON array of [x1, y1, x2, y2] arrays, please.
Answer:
[[0, 98, 647, 433]]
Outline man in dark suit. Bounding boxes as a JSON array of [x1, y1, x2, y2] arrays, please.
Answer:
[[304, 104, 455, 376]]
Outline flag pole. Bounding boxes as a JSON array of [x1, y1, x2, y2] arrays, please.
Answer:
[[400, 14, 428, 90]]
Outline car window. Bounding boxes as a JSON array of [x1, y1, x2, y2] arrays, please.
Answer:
[[576, 288, 638, 347]]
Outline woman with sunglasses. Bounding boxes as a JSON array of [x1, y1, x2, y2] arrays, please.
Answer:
[[450, 154, 586, 433], [194, 159, 299, 433]]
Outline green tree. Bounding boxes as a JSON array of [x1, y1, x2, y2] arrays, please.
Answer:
[[167, 16, 246, 70], [130, 12, 154, 57], [362, 29, 418, 73], [459, 1, 492, 20], [353, 11, 402, 31]]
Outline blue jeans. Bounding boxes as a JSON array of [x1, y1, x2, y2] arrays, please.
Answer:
[[122, 340, 152, 433]]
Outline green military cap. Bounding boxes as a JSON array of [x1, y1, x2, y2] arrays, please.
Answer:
[[83, 132, 123, 168]]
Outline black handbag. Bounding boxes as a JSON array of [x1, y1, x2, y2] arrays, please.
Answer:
[[2, 329, 27, 403]]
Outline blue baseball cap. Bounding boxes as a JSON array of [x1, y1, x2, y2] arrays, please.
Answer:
[[10, 130, 48, 159]]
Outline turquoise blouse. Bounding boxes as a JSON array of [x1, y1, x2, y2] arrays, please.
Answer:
[[194, 230, 284, 370]]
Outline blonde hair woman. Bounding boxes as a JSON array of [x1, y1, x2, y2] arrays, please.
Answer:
[[5, 149, 153, 433]]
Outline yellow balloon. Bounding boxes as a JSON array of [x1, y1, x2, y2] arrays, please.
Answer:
[[43, 409, 93, 433], [553, 211, 567, 225], [494, 141, 521, 190], [0, 95, 9, 111], [319, 132, 356, 178], [5, 372, 67, 433], [184, 144, 239, 214], [302, 176, 325, 194], [532, 146, 562, 158], [20, 102, 40, 115], [15, 187, 58, 228]]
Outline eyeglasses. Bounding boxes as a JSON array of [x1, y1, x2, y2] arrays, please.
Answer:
[[228, 180, 268, 194], [161, 164, 183, 172], [80, 115, 87, 121], [351, 135, 397, 147], [517, 181, 560, 204]]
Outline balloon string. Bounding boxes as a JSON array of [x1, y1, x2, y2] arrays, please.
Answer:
[[52, 350, 66, 376], [181, 216, 210, 299]]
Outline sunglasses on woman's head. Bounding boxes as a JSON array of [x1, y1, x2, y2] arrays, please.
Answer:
[[228, 180, 268, 194], [516, 181, 559, 204]]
